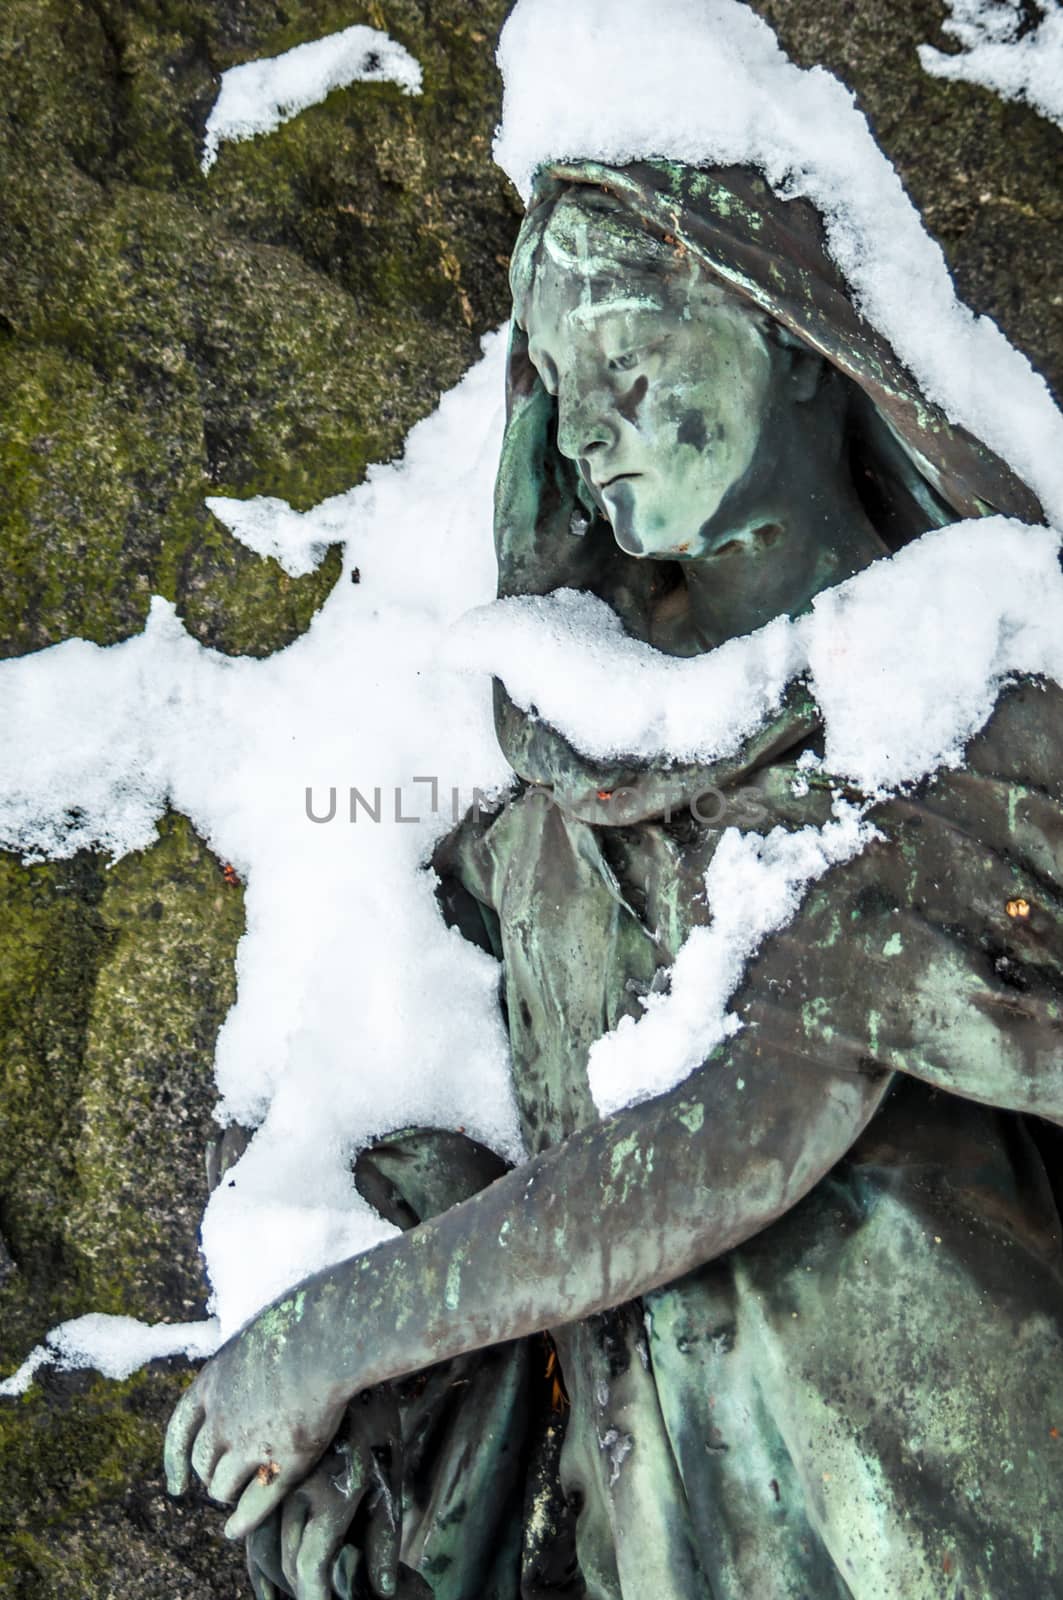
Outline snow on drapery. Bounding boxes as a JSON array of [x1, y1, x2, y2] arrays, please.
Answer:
[[3, 0, 1063, 1390]]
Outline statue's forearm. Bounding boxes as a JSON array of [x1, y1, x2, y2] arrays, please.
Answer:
[[274, 1040, 889, 1404]]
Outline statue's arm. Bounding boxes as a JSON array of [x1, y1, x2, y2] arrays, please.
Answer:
[[747, 769, 1063, 1125], [165, 1030, 890, 1534]]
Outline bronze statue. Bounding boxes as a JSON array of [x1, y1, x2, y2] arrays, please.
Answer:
[[166, 163, 1063, 1599]]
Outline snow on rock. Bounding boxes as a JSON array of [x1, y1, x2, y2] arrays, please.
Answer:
[[588, 801, 877, 1115], [495, 0, 1063, 523], [0, 1316, 220, 1398], [201, 24, 422, 174], [919, 1, 1063, 131], [0, 331, 519, 1360], [206, 495, 333, 578]]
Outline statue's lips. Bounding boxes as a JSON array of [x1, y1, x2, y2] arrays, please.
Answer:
[[599, 473, 642, 491]]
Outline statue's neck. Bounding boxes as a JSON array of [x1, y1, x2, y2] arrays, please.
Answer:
[[679, 494, 886, 651], [648, 391, 889, 655]]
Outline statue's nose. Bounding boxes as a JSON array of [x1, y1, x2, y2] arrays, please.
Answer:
[[556, 382, 619, 464]]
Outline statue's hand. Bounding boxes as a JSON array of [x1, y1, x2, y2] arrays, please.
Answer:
[[164, 1314, 348, 1540], [245, 1387, 405, 1600]]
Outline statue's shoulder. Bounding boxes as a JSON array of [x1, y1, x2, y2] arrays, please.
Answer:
[[964, 676, 1063, 802]]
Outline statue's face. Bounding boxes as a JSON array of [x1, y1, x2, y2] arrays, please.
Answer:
[[522, 215, 775, 560]]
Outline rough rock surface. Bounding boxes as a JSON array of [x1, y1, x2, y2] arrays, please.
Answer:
[[0, 1, 1059, 1595]]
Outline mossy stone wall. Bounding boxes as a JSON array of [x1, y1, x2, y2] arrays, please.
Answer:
[[1, 2, 1059, 1595]]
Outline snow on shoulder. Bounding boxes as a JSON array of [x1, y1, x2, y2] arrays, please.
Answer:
[[448, 521, 1063, 795], [495, 0, 1063, 523], [201, 25, 422, 173], [449, 518, 1063, 1115]]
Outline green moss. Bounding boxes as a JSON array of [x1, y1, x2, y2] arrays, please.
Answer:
[[0, 0, 519, 660], [0, 815, 243, 1355], [0, 818, 247, 1594], [0, 848, 113, 1355], [0, 1374, 162, 1523], [0, 1367, 245, 1599]]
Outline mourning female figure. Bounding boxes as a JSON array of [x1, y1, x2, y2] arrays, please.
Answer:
[[166, 163, 1063, 1599]]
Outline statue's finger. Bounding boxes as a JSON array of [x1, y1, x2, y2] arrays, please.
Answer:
[[331, 1546, 361, 1600], [209, 1449, 262, 1507], [279, 1491, 309, 1593], [163, 1385, 206, 1495], [295, 1508, 353, 1600], [246, 1514, 286, 1600], [247, 1558, 281, 1600], [365, 1483, 401, 1598], [225, 1464, 303, 1542]]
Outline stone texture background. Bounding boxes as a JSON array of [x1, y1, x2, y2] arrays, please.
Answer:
[[0, 1, 1059, 1594]]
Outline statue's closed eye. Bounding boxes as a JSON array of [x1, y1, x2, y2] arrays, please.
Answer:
[[527, 343, 559, 394]]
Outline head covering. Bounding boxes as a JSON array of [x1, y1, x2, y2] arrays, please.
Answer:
[[492, 160, 1042, 816]]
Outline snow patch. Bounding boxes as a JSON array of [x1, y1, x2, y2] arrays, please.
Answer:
[[919, 1, 1063, 131], [0, 1317, 220, 1397], [207, 495, 333, 578], [202, 25, 422, 173], [588, 800, 877, 1115], [808, 520, 1063, 792]]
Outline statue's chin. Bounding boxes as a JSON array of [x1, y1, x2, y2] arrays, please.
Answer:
[[611, 525, 646, 557], [605, 483, 705, 560]]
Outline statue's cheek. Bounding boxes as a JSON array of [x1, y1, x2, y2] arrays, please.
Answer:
[[675, 408, 710, 452]]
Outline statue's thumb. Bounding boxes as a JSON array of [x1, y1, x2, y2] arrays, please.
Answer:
[[163, 1386, 203, 1495]]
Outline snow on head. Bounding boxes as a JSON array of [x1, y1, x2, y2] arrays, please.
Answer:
[[495, 0, 1063, 522], [919, 1, 1063, 131], [202, 25, 422, 174]]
